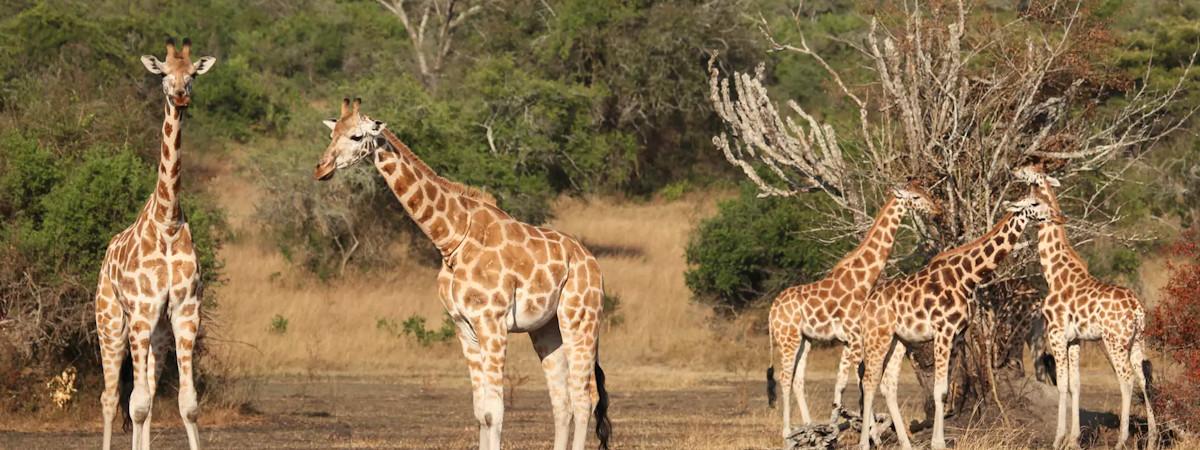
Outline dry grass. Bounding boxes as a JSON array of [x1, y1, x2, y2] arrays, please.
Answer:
[[208, 167, 785, 383]]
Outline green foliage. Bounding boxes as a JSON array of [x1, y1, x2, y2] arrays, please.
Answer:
[[377, 314, 457, 346], [685, 187, 844, 312], [0, 133, 61, 220], [269, 314, 289, 335], [658, 180, 691, 202], [24, 147, 153, 278], [190, 56, 290, 142]]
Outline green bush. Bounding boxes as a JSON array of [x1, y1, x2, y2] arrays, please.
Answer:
[[377, 314, 456, 346], [0, 133, 61, 220], [269, 314, 289, 335], [25, 146, 153, 278], [685, 187, 844, 312], [191, 56, 290, 142]]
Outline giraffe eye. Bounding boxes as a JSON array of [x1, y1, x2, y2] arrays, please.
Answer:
[[349, 134, 364, 142]]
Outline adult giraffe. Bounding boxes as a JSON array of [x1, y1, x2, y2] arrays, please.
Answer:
[[767, 180, 942, 436], [94, 38, 216, 450], [312, 98, 611, 450], [857, 193, 1062, 450], [1013, 163, 1156, 449]]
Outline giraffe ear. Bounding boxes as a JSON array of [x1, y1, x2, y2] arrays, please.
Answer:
[[141, 55, 165, 75], [322, 119, 338, 130], [1044, 175, 1061, 187], [192, 56, 217, 75]]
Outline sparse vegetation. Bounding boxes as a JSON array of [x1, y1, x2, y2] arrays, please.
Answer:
[[378, 314, 456, 347], [269, 315, 289, 335]]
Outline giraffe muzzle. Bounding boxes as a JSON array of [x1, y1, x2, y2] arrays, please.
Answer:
[[172, 95, 191, 107], [314, 162, 336, 181]]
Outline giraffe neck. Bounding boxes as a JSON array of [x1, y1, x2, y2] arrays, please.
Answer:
[[1033, 180, 1088, 285], [373, 130, 478, 256], [833, 197, 904, 278], [945, 212, 1030, 278], [151, 101, 184, 227]]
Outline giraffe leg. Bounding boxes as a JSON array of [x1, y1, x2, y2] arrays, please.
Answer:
[[858, 334, 889, 450], [127, 304, 158, 450], [831, 341, 860, 421], [775, 338, 798, 438], [560, 291, 602, 450], [791, 337, 813, 425], [531, 319, 571, 450], [1103, 334, 1135, 448], [142, 316, 172, 450], [1049, 332, 1071, 449], [172, 293, 202, 450], [1130, 338, 1157, 450], [930, 332, 953, 450], [474, 315, 509, 450], [96, 279, 127, 450], [880, 340, 912, 450], [1068, 343, 1081, 445], [452, 318, 490, 450]]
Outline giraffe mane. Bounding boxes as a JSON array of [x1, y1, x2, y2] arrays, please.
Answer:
[[381, 129, 497, 206], [832, 196, 897, 271]]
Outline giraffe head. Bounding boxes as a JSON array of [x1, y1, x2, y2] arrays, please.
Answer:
[[140, 37, 217, 108], [314, 98, 387, 181], [892, 179, 943, 217], [1012, 162, 1061, 188], [1004, 192, 1066, 224]]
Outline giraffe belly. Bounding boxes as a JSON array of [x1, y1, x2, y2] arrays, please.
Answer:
[[507, 292, 560, 333], [803, 319, 839, 342]]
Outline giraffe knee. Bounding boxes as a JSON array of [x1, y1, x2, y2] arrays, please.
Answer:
[[475, 395, 503, 428], [128, 388, 151, 423], [178, 388, 199, 422]]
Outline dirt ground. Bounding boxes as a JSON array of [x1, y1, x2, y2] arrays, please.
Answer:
[[0, 368, 1161, 450]]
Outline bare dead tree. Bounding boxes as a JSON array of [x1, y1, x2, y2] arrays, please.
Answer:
[[711, 0, 1194, 419], [376, 0, 489, 87]]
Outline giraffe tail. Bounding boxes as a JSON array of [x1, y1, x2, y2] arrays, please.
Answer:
[[119, 352, 133, 432], [593, 359, 611, 450], [766, 328, 777, 409]]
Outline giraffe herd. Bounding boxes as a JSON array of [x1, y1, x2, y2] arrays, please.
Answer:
[[90, 38, 1158, 450]]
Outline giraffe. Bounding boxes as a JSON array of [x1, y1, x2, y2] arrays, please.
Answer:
[[312, 98, 611, 450], [1013, 163, 1157, 449], [857, 192, 1063, 450], [767, 180, 942, 437], [94, 37, 216, 450]]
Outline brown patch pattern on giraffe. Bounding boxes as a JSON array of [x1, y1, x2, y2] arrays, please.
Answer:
[[314, 101, 610, 450], [856, 194, 1057, 450], [767, 183, 941, 435]]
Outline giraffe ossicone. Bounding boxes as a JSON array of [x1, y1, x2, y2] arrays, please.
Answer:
[[313, 97, 611, 450], [95, 37, 216, 450], [767, 179, 941, 438]]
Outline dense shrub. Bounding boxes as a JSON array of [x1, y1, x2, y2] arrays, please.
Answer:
[[685, 187, 844, 312], [190, 56, 291, 142]]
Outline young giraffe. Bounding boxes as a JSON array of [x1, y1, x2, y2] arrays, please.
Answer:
[[767, 180, 942, 436], [94, 38, 216, 450], [857, 193, 1063, 450], [313, 98, 611, 450], [1013, 163, 1157, 449]]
